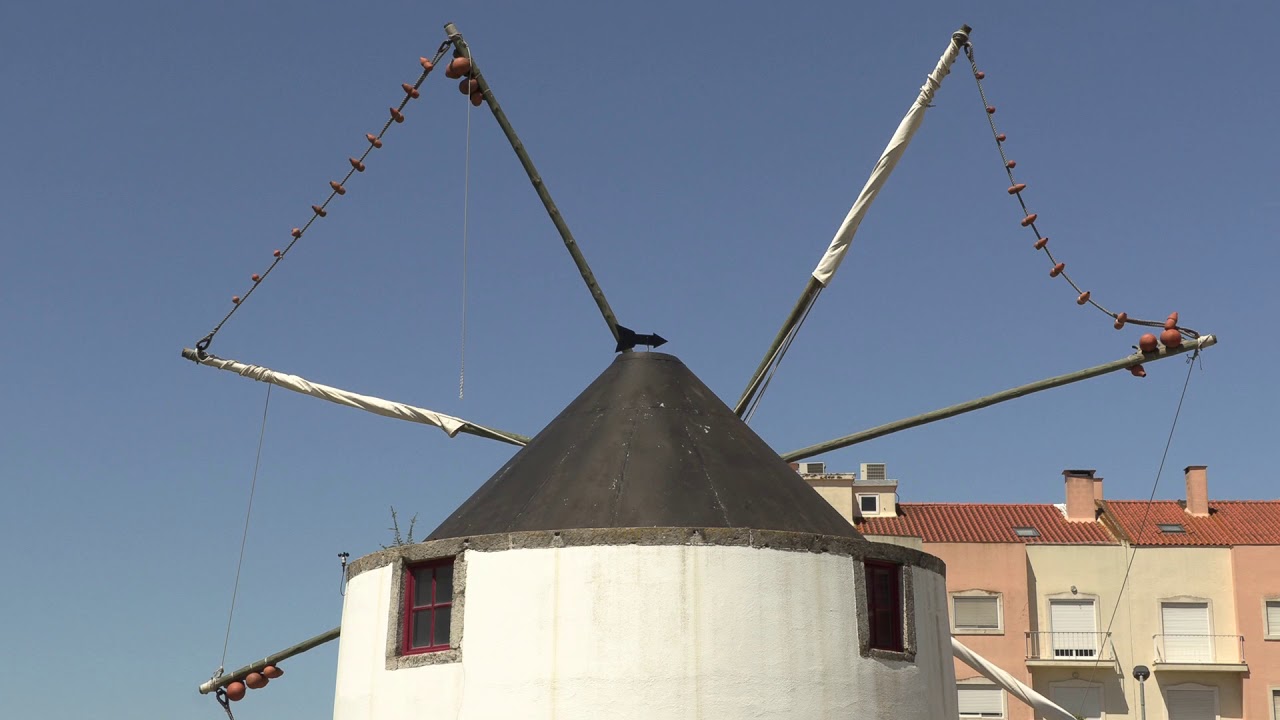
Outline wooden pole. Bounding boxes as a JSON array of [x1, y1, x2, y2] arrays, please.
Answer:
[[780, 335, 1216, 462], [734, 277, 821, 416], [198, 626, 340, 694], [444, 23, 623, 347]]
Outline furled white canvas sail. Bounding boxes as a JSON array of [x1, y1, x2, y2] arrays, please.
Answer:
[[735, 26, 970, 417], [811, 35, 964, 285], [952, 638, 1077, 720], [182, 350, 528, 446]]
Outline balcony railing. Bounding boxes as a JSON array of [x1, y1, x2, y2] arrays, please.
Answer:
[[1152, 634, 1244, 665], [1026, 632, 1115, 662]]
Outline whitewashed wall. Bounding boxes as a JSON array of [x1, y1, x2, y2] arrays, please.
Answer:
[[334, 543, 955, 719]]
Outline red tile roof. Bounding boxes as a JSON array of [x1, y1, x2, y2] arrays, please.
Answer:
[[857, 503, 1116, 544], [1104, 500, 1280, 546]]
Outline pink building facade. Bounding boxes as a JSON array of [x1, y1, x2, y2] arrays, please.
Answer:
[[1231, 545, 1280, 720], [922, 542, 1035, 719]]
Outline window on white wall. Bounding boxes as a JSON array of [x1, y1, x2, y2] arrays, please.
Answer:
[[402, 559, 455, 654], [1265, 600, 1280, 638], [858, 494, 879, 514], [864, 560, 904, 652], [953, 595, 1001, 633], [957, 684, 1004, 718]]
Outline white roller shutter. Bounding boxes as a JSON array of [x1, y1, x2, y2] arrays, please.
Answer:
[[1166, 688, 1215, 720], [954, 596, 1000, 630], [1049, 684, 1101, 720], [1265, 600, 1280, 636], [1049, 600, 1097, 657], [957, 685, 1004, 717], [1161, 603, 1211, 662]]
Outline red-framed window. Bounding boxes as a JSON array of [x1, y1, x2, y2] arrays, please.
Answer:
[[865, 560, 903, 652], [402, 559, 454, 654]]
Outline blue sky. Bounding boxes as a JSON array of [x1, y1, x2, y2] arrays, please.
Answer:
[[2, 2, 1277, 717]]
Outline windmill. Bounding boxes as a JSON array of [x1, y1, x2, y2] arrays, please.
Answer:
[[185, 23, 1215, 720]]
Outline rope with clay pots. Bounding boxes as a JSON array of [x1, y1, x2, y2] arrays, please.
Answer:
[[199, 44, 478, 719], [192, 40, 455, 357], [962, 41, 1199, 374]]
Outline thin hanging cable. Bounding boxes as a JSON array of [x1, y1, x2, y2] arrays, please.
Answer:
[[459, 69, 474, 400], [1072, 349, 1199, 718], [217, 384, 273, 674], [744, 286, 822, 424]]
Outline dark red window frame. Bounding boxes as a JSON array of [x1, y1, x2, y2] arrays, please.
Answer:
[[865, 560, 904, 652], [402, 558, 454, 654]]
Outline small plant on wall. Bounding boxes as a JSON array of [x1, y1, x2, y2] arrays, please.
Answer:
[[381, 506, 418, 548]]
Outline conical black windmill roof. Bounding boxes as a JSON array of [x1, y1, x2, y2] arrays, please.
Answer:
[[430, 352, 861, 540]]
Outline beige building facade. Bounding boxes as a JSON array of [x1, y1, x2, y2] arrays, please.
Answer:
[[805, 464, 1280, 720]]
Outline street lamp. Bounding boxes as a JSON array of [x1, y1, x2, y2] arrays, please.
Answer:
[[1132, 665, 1150, 720]]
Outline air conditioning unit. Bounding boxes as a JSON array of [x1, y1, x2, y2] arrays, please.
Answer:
[[860, 463, 887, 483], [798, 462, 826, 475]]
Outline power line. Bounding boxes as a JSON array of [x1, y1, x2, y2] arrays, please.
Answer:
[[1074, 349, 1200, 718], [217, 383, 273, 675]]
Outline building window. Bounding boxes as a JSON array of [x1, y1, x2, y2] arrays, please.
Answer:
[[1160, 601, 1212, 662], [1049, 680, 1102, 720], [953, 594, 1002, 633], [865, 560, 903, 651], [1157, 523, 1186, 533], [1165, 683, 1217, 720], [1271, 689, 1279, 720], [859, 494, 879, 514], [1013, 526, 1040, 538], [1049, 598, 1098, 658], [1265, 600, 1280, 638], [403, 559, 454, 654], [957, 684, 1005, 718]]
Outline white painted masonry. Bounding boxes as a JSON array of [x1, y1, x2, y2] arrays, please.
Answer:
[[334, 542, 956, 719]]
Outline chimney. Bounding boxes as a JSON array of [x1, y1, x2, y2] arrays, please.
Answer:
[[1063, 469, 1097, 522], [1184, 465, 1209, 517]]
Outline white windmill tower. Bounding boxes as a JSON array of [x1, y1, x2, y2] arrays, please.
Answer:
[[187, 20, 1213, 720], [332, 350, 958, 719]]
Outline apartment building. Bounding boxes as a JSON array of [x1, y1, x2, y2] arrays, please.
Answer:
[[797, 462, 1280, 720]]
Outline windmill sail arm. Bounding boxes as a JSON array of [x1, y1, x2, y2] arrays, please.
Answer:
[[445, 23, 626, 349], [781, 334, 1215, 461], [180, 349, 529, 446], [811, 28, 967, 286], [198, 626, 340, 694], [952, 638, 1077, 720], [733, 26, 970, 418]]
